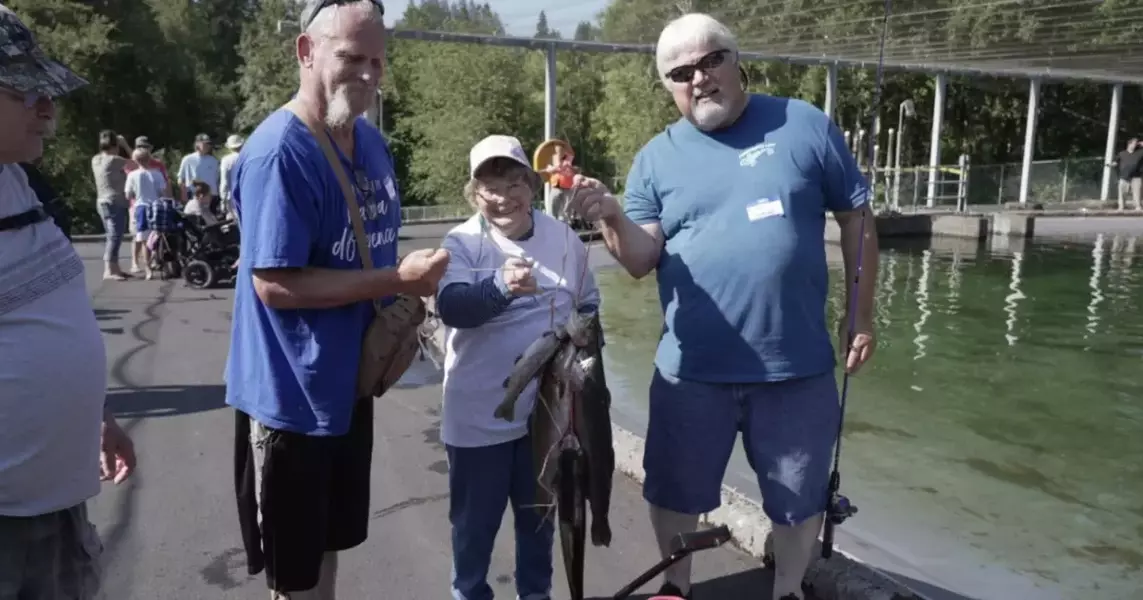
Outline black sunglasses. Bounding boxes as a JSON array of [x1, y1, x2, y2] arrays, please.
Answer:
[[301, 0, 386, 31], [666, 49, 732, 84]]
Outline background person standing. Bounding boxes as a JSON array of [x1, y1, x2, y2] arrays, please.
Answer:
[[126, 135, 171, 197], [1110, 137, 1143, 210], [90, 130, 134, 280], [219, 133, 244, 217], [177, 132, 219, 206]]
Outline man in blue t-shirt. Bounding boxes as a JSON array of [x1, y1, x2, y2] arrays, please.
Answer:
[[566, 13, 879, 600], [224, 1, 449, 596]]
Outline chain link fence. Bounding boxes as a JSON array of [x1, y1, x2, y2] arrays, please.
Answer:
[[857, 157, 1109, 213], [968, 157, 1105, 207]]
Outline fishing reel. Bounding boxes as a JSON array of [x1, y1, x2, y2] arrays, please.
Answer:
[[826, 490, 857, 526], [820, 471, 857, 559]]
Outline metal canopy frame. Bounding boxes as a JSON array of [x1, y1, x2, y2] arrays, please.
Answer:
[[391, 29, 1143, 85], [389, 27, 1136, 207], [278, 10, 1138, 208]]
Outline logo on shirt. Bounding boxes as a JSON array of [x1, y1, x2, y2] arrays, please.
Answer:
[[739, 142, 776, 167], [330, 174, 398, 263]]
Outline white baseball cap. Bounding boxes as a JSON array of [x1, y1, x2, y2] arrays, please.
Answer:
[[469, 134, 532, 178]]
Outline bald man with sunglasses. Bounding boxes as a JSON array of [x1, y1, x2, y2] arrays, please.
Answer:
[[565, 13, 879, 600]]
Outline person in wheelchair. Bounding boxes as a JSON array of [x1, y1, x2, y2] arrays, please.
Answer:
[[182, 181, 240, 272], [183, 180, 221, 226]]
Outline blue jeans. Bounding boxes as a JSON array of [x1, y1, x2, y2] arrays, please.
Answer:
[[642, 369, 841, 526], [447, 436, 554, 600], [96, 202, 127, 264]]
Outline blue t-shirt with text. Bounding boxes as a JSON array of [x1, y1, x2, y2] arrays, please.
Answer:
[[225, 110, 401, 436], [624, 93, 868, 384]]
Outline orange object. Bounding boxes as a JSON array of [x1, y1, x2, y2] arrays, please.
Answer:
[[533, 138, 578, 189]]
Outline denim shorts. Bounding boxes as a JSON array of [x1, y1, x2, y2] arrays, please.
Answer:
[[0, 502, 103, 600], [642, 368, 841, 525]]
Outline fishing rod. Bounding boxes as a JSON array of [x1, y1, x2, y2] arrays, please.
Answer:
[[821, 0, 894, 560]]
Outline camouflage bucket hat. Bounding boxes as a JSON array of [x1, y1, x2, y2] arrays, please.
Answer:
[[0, 4, 88, 97]]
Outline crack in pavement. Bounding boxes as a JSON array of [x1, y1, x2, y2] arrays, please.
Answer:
[[372, 493, 450, 520]]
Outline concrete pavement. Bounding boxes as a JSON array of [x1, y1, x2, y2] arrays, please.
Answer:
[[78, 236, 782, 600]]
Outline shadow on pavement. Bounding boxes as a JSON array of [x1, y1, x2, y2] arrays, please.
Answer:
[[587, 566, 781, 600], [95, 308, 131, 321], [107, 384, 226, 419]]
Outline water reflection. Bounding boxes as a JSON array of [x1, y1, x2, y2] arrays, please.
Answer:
[[912, 249, 931, 360], [1086, 234, 1105, 340], [1004, 251, 1025, 347], [860, 235, 1141, 355], [946, 247, 962, 315], [595, 233, 1143, 600]]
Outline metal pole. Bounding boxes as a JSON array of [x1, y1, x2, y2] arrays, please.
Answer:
[[894, 113, 905, 210], [873, 142, 881, 203], [927, 73, 946, 207], [824, 64, 838, 120], [997, 164, 1005, 204], [543, 43, 557, 217], [886, 128, 896, 207], [1100, 83, 1123, 202], [1061, 159, 1070, 203], [365, 89, 382, 132], [957, 154, 969, 212], [1018, 79, 1041, 206]]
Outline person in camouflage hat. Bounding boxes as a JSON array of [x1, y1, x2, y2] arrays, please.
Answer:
[[0, 2, 87, 164], [0, 4, 88, 94], [0, 4, 136, 600]]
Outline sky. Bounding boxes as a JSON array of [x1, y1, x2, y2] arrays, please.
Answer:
[[382, 0, 611, 37]]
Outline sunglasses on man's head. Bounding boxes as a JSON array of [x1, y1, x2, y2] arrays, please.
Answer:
[[666, 49, 732, 84], [301, 0, 386, 31]]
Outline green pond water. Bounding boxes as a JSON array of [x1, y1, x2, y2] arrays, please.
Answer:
[[594, 233, 1143, 600]]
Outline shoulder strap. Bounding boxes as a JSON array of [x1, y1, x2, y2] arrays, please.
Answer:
[[282, 100, 383, 316]]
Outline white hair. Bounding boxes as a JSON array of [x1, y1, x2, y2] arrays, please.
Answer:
[[655, 13, 739, 84], [131, 147, 150, 162], [304, 0, 385, 40], [301, 1, 385, 129]]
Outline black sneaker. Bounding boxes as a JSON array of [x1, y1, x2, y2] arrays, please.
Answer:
[[777, 595, 801, 600], [656, 581, 692, 600]]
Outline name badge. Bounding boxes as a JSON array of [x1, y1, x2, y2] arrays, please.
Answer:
[[746, 198, 784, 221]]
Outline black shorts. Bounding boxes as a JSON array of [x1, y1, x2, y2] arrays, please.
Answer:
[[233, 399, 373, 592]]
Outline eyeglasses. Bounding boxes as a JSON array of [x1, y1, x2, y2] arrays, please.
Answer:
[[476, 181, 532, 202], [301, 0, 386, 31], [665, 49, 732, 84], [0, 86, 49, 109]]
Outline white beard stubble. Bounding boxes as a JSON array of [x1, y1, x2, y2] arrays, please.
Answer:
[[324, 85, 357, 130]]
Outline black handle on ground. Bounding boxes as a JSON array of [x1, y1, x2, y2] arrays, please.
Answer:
[[611, 525, 732, 600]]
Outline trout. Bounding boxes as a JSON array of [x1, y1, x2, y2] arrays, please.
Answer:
[[523, 309, 615, 600]]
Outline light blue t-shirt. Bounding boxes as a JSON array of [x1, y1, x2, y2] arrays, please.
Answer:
[[178, 152, 221, 197], [624, 93, 868, 384], [225, 110, 402, 436]]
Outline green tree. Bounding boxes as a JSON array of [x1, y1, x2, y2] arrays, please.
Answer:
[[234, 0, 303, 133]]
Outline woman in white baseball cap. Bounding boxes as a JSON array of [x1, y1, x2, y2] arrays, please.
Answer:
[[432, 134, 601, 599]]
